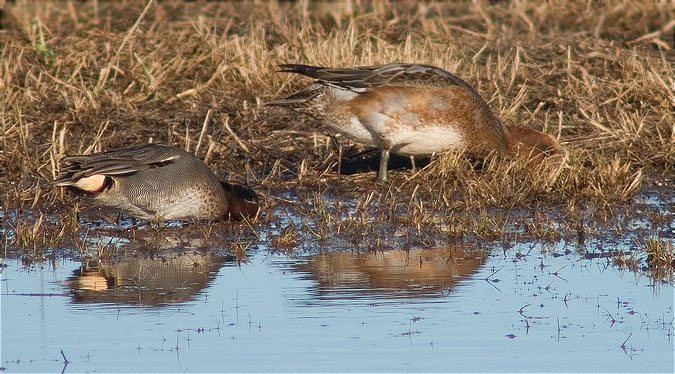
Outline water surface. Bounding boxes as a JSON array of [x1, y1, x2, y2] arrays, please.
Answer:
[[2, 238, 672, 372]]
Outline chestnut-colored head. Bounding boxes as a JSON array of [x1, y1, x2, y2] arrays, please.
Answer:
[[220, 181, 260, 220], [505, 126, 561, 161]]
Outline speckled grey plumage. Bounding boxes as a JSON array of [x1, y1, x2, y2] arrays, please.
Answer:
[[53, 144, 258, 221]]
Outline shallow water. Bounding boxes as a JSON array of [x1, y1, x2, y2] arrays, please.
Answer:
[[2, 186, 674, 372], [2, 237, 673, 372]]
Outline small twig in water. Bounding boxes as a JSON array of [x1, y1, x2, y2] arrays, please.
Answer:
[[620, 333, 632, 350], [556, 317, 562, 341], [60, 349, 69, 364], [518, 304, 531, 318], [484, 268, 500, 280]]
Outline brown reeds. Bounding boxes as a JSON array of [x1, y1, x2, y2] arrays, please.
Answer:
[[0, 2, 672, 277]]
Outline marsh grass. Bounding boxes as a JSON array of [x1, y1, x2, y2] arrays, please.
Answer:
[[1, 1, 673, 277], [644, 238, 674, 281]]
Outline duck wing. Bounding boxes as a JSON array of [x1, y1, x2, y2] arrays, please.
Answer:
[[52, 144, 181, 186], [278, 63, 477, 93]]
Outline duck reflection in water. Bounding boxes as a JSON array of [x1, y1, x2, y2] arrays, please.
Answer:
[[65, 252, 230, 307], [294, 246, 487, 300]]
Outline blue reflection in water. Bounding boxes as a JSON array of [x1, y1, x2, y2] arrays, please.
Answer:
[[1, 241, 673, 373]]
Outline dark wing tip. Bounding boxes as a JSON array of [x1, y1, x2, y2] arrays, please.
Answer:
[[278, 63, 310, 71], [50, 178, 74, 187], [277, 63, 327, 76]]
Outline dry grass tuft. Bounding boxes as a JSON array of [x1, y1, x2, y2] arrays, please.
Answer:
[[643, 238, 674, 281]]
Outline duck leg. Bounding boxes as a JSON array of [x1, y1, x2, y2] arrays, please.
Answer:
[[378, 148, 390, 181]]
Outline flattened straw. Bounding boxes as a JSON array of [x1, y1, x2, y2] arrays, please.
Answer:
[[222, 115, 250, 153], [195, 108, 212, 155], [96, 0, 153, 92]]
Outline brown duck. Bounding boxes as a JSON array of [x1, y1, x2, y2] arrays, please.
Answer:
[[268, 63, 561, 181], [53, 144, 259, 221]]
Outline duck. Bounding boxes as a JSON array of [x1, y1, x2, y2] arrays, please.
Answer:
[[267, 63, 560, 181], [52, 143, 259, 221]]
